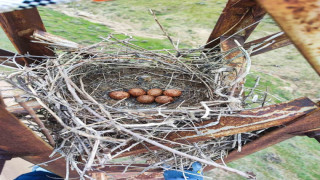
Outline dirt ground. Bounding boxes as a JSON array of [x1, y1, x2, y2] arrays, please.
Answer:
[[0, 158, 33, 180]]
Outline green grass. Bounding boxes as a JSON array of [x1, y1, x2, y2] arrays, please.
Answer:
[[38, 7, 181, 50], [208, 136, 320, 180], [0, 29, 16, 52], [245, 71, 299, 104], [62, 0, 281, 45]]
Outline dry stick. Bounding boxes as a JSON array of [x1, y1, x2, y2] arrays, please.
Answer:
[[261, 87, 268, 107], [243, 76, 260, 101], [149, 9, 180, 54], [55, 61, 252, 179], [84, 107, 253, 179], [81, 139, 100, 177], [28, 85, 123, 143], [14, 95, 56, 147]]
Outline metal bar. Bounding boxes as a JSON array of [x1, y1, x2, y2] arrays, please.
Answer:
[[244, 32, 292, 56], [256, 0, 320, 75], [0, 8, 54, 65], [203, 108, 320, 171], [205, 0, 266, 49], [0, 102, 77, 177], [114, 97, 317, 158]]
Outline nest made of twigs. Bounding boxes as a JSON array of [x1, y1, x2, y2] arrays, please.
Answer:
[[6, 35, 260, 178]]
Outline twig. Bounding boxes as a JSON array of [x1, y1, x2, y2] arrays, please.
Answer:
[[14, 95, 56, 147]]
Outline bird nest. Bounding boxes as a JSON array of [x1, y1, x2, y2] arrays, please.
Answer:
[[6, 35, 261, 179]]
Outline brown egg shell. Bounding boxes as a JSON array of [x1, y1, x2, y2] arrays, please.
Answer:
[[163, 89, 182, 97], [109, 91, 130, 100], [128, 88, 146, 97], [147, 88, 163, 97], [155, 96, 174, 104], [137, 95, 155, 104]]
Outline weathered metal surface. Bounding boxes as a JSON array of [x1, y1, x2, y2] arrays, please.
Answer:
[[244, 32, 292, 56], [205, 0, 266, 49], [0, 8, 54, 65], [256, 0, 320, 75], [204, 108, 320, 171], [0, 102, 77, 177], [114, 97, 317, 158]]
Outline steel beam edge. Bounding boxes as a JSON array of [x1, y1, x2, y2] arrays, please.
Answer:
[[204, 107, 320, 171], [256, 0, 320, 75], [113, 97, 317, 158]]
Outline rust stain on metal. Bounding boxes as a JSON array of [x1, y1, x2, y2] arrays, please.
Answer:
[[244, 32, 292, 56], [205, 0, 266, 48], [256, 0, 320, 75], [205, 107, 320, 171], [0, 8, 54, 65], [115, 97, 317, 158]]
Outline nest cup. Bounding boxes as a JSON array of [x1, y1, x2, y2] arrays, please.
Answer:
[[6, 35, 257, 177], [76, 62, 210, 109]]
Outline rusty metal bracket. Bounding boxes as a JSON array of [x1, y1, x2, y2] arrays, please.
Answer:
[[0, 8, 54, 65], [256, 0, 320, 75], [0, 100, 77, 177], [244, 32, 292, 56], [204, 107, 320, 171], [205, 0, 266, 49], [114, 97, 317, 158]]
